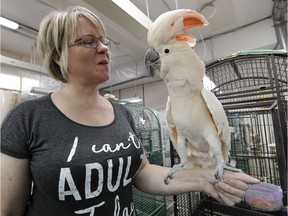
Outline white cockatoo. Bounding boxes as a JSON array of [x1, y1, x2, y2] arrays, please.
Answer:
[[144, 9, 242, 184]]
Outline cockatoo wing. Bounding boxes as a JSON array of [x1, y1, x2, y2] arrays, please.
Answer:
[[201, 88, 231, 161], [165, 96, 178, 151]]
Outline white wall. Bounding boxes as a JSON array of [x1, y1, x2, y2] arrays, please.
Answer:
[[195, 18, 277, 62], [143, 81, 168, 111], [109, 80, 168, 112], [119, 85, 144, 101]]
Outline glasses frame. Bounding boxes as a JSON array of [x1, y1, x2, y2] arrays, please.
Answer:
[[69, 34, 110, 49]]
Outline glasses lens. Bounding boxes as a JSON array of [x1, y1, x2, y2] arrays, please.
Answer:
[[99, 37, 110, 46], [82, 35, 98, 48]]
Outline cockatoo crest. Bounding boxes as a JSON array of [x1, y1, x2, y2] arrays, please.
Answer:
[[147, 9, 208, 49]]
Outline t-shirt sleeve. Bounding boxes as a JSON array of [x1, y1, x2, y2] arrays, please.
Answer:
[[1, 102, 31, 159]]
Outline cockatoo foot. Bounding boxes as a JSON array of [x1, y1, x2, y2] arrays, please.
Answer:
[[215, 163, 243, 181], [164, 162, 186, 184]]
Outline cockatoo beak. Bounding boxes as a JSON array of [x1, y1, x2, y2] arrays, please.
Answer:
[[144, 48, 161, 77]]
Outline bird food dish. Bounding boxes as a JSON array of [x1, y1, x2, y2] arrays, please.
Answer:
[[245, 182, 283, 211]]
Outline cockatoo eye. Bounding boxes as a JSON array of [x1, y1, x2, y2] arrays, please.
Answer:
[[164, 49, 170, 54]]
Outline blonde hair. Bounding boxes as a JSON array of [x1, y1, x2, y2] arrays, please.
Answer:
[[37, 6, 107, 82]]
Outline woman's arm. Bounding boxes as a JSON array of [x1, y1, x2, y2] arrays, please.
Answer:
[[134, 155, 259, 206], [1, 153, 31, 216]]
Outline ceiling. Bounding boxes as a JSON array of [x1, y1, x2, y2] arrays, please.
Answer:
[[0, 0, 277, 90]]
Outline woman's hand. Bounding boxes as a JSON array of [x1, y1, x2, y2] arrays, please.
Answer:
[[133, 155, 259, 207], [214, 171, 260, 206]]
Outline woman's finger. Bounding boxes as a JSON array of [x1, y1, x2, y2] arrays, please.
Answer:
[[216, 182, 243, 204], [216, 181, 246, 198], [202, 182, 222, 203], [224, 171, 259, 184], [216, 190, 237, 206], [223, 177, 249, 191]]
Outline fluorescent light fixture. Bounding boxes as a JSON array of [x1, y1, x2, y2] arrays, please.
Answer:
[[112, 0, 153, 29], [0, 17, 19, 30]]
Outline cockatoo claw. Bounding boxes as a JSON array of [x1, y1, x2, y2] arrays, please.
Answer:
[[215, 162, 225, 181], [164, 162, 186, 184], [164, 177, 170, 185], [215, 162, 243, 181]]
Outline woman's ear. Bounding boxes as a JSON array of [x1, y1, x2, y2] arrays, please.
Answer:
[[53, 53, 61, 66]]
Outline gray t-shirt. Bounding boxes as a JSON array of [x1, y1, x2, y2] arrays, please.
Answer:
[[1, 94, 144, 215]]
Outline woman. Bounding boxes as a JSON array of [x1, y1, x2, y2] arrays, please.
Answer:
[[1, 6, 259, 216]]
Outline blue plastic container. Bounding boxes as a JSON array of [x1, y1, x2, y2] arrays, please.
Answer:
[[245, 182, 283, 212]]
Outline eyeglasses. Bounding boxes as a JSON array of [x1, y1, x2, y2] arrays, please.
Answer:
[[69, 34, 110, 48]]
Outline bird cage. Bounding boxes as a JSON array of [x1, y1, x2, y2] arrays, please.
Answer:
[[124, 103, 164, 166], [171, 50, 287, 216], [110, 100, 167, 216]]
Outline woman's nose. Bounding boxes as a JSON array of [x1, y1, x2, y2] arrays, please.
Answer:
[[96, 41, 109, 53]]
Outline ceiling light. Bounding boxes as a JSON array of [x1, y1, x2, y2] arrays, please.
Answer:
[[122, 97, 142, 103], [112, 0, 153, 29], [0, 17, 19, 30]]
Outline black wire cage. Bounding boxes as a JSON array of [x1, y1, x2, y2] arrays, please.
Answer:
[[171, 50, 287, 216]]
